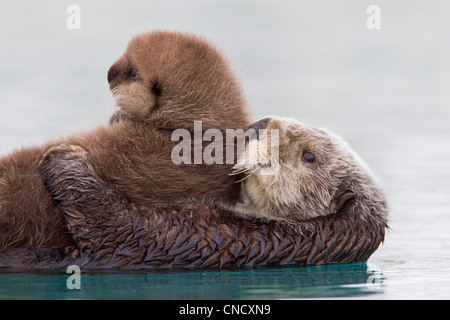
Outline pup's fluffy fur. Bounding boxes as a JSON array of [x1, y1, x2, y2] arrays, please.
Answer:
[[0, 30, 250, 250]]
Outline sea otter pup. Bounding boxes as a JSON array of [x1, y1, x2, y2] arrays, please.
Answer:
[[3, 116, 387, 269], [0, 30, 250, 250]]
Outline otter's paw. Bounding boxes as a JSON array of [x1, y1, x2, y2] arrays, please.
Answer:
[[39, 143, 96, 198], [38, 143, 90, 183], [39, 143, 88, 167]]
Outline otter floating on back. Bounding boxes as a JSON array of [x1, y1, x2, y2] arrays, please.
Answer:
[[0, 117, 388, 270]]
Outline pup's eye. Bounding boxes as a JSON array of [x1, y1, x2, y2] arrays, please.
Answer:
[[302, 151, 316, 163], [130, 70, 138, 79]]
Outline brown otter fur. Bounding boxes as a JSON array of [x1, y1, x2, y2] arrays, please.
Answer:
[[0, 117, 388, 270], [107, 30, 248, 131], [0, 30, 250, 250], [231, 116, 388, 222]]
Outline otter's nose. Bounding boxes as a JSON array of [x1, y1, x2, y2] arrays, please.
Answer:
[[247, 118, 270, 141], [107, 63, 120, 84]]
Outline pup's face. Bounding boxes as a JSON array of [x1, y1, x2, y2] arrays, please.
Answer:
[[107, 31, 248, 131], [233, 116, 362, 220], [107, 43, 161, 122]]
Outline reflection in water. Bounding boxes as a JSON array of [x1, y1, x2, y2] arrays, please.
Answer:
[[1, 1, 450, 299], [0, 263, 383, 299]]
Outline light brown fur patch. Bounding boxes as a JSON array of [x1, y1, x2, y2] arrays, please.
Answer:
[[232, 116, 387, 223]]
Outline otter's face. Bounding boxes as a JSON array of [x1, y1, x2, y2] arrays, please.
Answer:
[[107, 31, 249, 131], [107, 35, 164, 124], [233, 116, 362, 221]]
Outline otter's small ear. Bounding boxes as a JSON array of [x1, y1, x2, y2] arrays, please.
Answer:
[[330, 189, 356, 214]]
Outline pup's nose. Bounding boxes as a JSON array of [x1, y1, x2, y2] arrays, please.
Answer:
[[107, 63, 120, 84], [247, 118, 270, 141]]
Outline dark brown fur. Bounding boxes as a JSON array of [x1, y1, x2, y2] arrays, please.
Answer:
[[0, 144, 387, 270], [0, 141, 387, 270], [0, 30, 250, 250]]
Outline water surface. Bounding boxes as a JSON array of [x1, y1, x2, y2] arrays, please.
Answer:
[[0, 264, 382, 299], [1, 1, 449, 299]]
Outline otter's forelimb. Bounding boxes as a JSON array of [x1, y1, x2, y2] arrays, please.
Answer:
[[37, 144, 386, 270]]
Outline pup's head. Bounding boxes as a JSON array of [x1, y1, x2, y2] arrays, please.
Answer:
[[107, 30, 249, 131], [233, 116, 388, 222]]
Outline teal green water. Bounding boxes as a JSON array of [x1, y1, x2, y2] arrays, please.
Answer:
[[2, 1, 450, 300], [0, 264, 381, 300]]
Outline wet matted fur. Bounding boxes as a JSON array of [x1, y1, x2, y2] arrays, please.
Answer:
[[0, 30, 250, 250], [0, 116, 388, 270]]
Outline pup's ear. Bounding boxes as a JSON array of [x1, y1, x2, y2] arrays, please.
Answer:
[[329, 188, 356, 214]]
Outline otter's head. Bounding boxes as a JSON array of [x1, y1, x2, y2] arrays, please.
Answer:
[[233, 116, 388, 222], [107, 30, 249, 132]]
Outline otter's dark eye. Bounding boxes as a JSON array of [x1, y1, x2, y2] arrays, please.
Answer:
[[130, 70, 138, 79], [302, 151, 316, 163]]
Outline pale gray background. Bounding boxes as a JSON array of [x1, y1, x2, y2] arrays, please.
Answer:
[[1, 1, 449, 299]]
